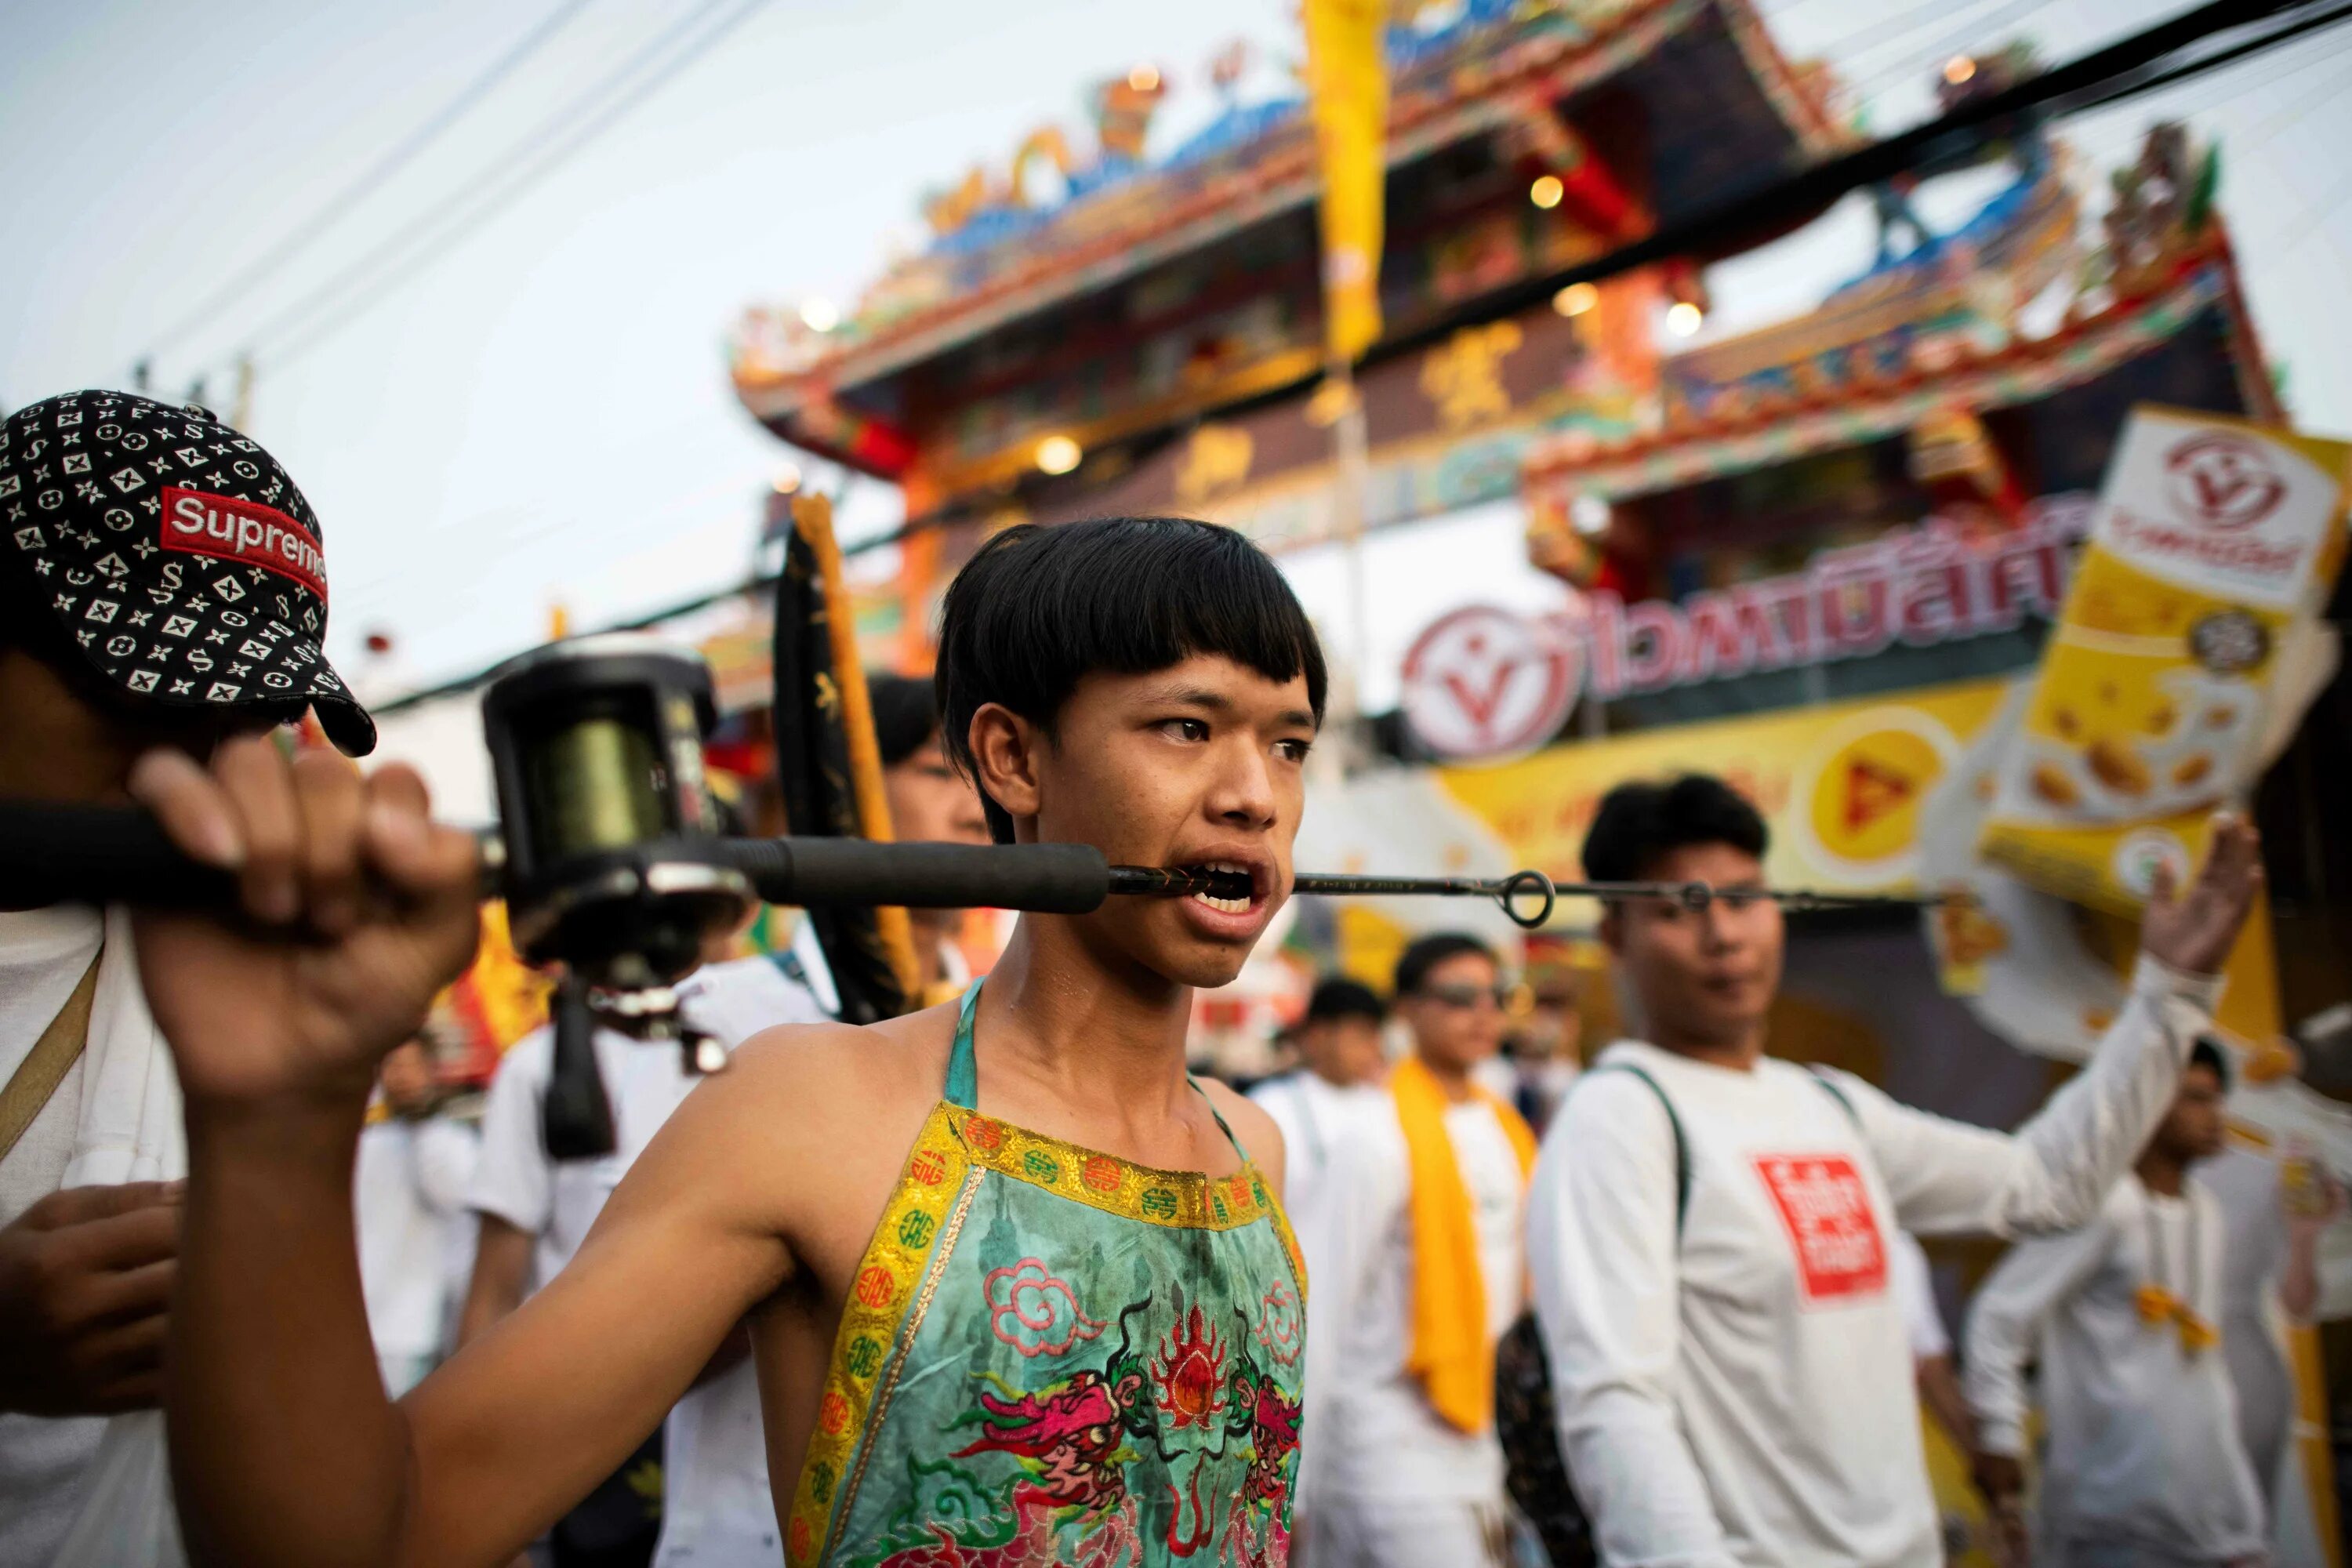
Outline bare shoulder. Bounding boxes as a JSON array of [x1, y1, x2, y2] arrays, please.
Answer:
[[728, 995, 965, 1101], [653, 1004, 960, 1214], [1199, 1078, 1287, 1196]]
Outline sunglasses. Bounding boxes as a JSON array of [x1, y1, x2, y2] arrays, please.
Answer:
[[1417, 983, 1511, 1011]]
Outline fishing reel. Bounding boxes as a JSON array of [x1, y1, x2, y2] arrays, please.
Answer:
[[481, 635, 751, 1023]]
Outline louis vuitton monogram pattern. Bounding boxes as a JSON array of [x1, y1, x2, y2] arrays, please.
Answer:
[[2, 389, 372, 755]]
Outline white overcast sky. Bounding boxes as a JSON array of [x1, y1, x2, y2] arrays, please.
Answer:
[[5, 0, 2351, 705]]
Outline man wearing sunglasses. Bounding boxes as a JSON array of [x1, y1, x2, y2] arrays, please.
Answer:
[[1525, 774, 2264, 1568], [1297, 933, 1535, 1567]]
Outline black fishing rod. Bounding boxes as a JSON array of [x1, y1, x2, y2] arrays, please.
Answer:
[[0, 637, 1964, 956]]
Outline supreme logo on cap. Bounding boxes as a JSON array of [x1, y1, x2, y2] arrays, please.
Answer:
[[160, 486, 328, 603]]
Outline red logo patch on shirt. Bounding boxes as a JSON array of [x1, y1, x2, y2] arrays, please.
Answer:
[[1753, 1153, 1886, 1303]]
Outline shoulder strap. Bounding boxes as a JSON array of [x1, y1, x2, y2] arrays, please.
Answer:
[[1804, 1065, 1860, 1127], [1191, 1077, 1252, 1163], [944, 980, 983, 1109], [0, 954, 101, 1164], [1595, 1062, 1690, 1237]]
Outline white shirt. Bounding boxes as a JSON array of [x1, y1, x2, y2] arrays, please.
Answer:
[[1965, 1176, 2266, 1560], [354, 1115, 479, 1362], [656, 956, 827, 1568], [1891, 1230, 1950, 1363], [1526, 955, 2220, 1568], [0, 907, 183, 1568], [1246, 1070, 1381, 1234], [2201, 1145, 2296, 1494], [1298, 1086, 1526, 1508]]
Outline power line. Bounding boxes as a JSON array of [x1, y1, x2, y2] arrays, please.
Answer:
[[237, 0, 749, 366], [1817, 0, 2020, 77], [2062, 31, 2347, 153], [140, 0, 597, 365], [1845, 0, 2075, 99], [223, 0, 772, 376]]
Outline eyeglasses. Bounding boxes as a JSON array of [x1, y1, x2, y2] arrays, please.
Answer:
[[1417, 983, 1511, 1011]]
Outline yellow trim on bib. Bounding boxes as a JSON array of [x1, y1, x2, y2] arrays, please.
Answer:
[[785, 1103, 975, 1567], [942, 1102, 1277, 1231]]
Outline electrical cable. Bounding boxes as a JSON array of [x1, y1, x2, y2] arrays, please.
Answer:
[[1842, 0, 2056, 95], [140, 0, 598, 365], [242, 0, 755, 366], [224, 0, 773, 375]]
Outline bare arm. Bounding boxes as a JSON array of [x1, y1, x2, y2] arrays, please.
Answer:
[[130, 739, 811, 1568], [1860, 818, 2260, 1240], [1915, 1354, 1976, 1454], [457, 1214, 534, 1348]]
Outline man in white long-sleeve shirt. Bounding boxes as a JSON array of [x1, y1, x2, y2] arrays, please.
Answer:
[[1964, 1040, 2267, 1568], [1525, 774, 2264, 1568]]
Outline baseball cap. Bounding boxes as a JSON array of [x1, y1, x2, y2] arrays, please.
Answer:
[[1, 389, 374, 755]]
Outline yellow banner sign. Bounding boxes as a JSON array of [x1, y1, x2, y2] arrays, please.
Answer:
[[1979, 405, 2351, 913], [1436, 677, 2012, 898]]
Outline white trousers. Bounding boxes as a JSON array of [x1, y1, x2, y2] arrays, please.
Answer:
[[1301, 1496, 1511, 1568]]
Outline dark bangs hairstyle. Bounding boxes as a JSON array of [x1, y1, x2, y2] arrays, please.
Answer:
[[1582, 774, 1769, 884], [935, 517, 1327, 843]]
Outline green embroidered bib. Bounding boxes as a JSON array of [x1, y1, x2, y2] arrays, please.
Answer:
[[784, 982, 1307, 1567]]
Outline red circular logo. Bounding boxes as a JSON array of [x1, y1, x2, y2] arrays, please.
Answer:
[[2164, 434, 2286, 531], [1400, 604, 1581, 760]]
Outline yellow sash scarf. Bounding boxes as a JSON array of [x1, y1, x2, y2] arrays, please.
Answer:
[[1392, 1054, 1537, 1433]]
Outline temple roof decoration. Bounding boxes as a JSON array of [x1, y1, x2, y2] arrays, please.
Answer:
[[1522, 122, 2271, 509], [731, 0, 1849, 488]]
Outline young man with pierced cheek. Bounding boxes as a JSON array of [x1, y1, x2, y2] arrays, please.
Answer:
[[139, 517, 1316, 1568]]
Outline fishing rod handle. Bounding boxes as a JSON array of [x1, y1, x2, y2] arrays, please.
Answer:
[[0, 803, 1119, 917], [0, 803, 242, 908], [720, 838, 1111, 913]]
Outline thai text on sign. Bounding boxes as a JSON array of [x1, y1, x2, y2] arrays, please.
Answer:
[[1399, 495, 2090, 760]]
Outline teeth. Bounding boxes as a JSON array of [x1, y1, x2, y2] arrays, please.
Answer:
[[1191, 859, 1254, 915]]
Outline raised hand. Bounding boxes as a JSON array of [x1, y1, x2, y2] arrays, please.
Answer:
[[126, 738, 481, 1113], [2139, 813, 2263, 978]]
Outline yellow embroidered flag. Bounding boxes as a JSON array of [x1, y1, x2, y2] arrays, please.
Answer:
[[1305, 0, 1389, 365]]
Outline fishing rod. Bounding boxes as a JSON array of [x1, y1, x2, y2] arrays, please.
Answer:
[[0, 635, 1963, 1000]]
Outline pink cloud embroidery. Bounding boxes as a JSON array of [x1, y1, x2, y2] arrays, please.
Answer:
[[984, 1258, 1109, 1359], [1254, 1279, 1305, 1367]]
